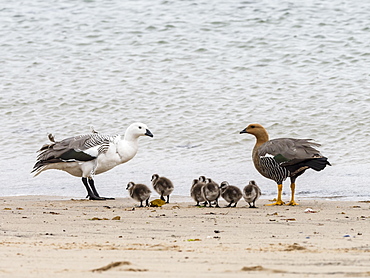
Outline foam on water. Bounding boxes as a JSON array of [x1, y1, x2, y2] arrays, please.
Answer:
[[0, 0, 369, 200]]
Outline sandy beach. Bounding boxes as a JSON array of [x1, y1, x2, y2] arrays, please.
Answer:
[[0, 195, 369, 277]]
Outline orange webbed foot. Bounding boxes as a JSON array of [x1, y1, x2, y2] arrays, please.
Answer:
[[286, 201, 299, 206], [265, 200, 285, 206]]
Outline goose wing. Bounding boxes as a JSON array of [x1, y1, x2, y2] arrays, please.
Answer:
[[36, 133, 117, 163], [258, 138, 322, 165]]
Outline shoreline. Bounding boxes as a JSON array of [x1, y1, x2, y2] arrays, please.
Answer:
[[2, 193, 369, 202], [1, 196, 369, 277]]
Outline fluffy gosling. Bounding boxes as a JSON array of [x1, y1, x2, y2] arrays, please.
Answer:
[[151, 174, 174, 203], [201, 178, 220, 207], [243, 180, 261, 208], [220, 181, 242, 207], [126, 182, 151, 207], [190, 178, 206, 206]]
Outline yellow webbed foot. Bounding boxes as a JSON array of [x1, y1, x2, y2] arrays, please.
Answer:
[[286, 201, 299, 206], [265, 200, 285, 206], [287, 183, 298, 206], [266, 184, 285, 206]]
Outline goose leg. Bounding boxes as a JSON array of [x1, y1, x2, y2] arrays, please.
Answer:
[[166, 195, 170, 203], [88, 178, 100, 197], [266, 183, 285, 206], [88, 178, 115, 200], [82, 178, 114, 200], [286, 182, 299, 206], [82, 178, 104, 200], [145, 198, 150, 207], [160, 195, 165, 201]]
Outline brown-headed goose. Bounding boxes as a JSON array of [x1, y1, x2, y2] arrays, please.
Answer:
[[240, 123, 330, 206]]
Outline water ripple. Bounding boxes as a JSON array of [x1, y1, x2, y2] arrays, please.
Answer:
[[0, 0, 369, 198]]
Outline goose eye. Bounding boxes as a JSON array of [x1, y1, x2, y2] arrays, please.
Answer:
[[138, 126, 142, 129]]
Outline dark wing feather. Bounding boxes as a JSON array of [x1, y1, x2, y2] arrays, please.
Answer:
[[258, 138, 322, 164], [59, 149, 96, 161], [32, 134, 113, 174], [33, 134, 115, 172]]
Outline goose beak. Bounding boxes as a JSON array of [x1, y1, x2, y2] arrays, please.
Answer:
[[145, 129, 154, 137], [240, 128, 247, 134]]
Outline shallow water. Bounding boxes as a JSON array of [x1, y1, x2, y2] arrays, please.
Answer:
[[1, 0, 369, 200]]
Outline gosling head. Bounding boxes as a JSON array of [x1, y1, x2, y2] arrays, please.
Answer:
[[126, 181, 135, 190], [198, 176, 206, 182], [220, 181, 229, 190], [151, 174, 159, 182]]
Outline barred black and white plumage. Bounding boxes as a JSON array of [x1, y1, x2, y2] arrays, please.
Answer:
[[34, 133, 118, 169], [259, 157, 290, 184], [32, 122, 153, 200], [240, 123, 330, 206]]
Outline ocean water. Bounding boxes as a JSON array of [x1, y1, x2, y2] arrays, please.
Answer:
[[0, 0, 369, 201]]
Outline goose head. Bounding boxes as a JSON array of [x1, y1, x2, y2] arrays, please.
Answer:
[[240, 123, 269, 144], [125, 122, 153, 140]]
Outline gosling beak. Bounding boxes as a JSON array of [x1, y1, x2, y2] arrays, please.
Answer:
[[145, 129, 154, 137]]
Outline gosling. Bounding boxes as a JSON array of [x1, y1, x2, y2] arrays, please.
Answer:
[[243, 180, 261, 208], [220, 181, 242, 207], [126, 182, 151, 207], [190, 178, 206, 206], [201, 178, 220, 207], [151, 174, 174, 203]]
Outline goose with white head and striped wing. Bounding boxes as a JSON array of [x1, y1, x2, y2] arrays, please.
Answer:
[[32, 122, 153, 200], [240, 124, 330, 206]]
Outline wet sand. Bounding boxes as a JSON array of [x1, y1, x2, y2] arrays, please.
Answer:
[[0, 196, 369, 277]]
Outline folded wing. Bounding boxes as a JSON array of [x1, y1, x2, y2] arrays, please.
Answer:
[[32, 133, 117, 174], [258, 138, 322, 164]]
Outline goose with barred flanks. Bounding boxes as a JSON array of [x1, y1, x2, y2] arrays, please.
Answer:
[[32, 123, 153, 200], [240, 124, 330, 206]]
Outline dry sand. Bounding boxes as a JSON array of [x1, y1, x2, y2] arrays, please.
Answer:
[[0, 195, 369, 277]]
